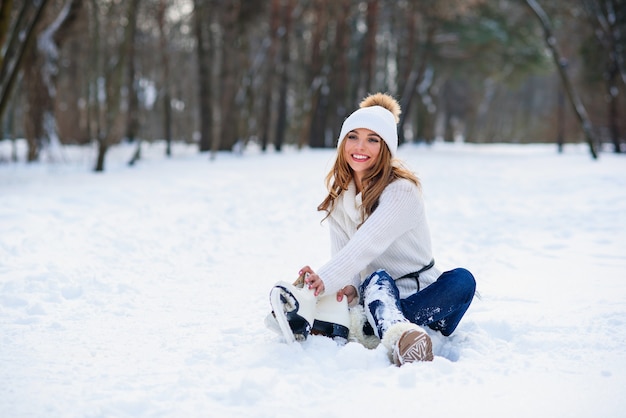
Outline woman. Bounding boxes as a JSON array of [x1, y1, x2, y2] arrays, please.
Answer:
[[298, 93, 476, 365]]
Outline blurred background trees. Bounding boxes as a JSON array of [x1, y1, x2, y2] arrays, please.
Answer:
[[0, 0, 624, 170]]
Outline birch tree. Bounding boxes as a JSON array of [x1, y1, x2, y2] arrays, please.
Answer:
[[22, 0, 82, 162], [0, 0, 51, 160]]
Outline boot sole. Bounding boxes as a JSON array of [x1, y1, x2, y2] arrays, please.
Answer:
[[395, 329, 434, 364]]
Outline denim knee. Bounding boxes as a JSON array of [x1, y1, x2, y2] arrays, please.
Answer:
[[456, 268, 476, 302], [438, 268, 476, 301]]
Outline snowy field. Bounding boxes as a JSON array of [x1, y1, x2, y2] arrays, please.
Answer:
[[1, 140, 625, 418]]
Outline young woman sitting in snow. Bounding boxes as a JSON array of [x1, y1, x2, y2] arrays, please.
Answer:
[[269, 93, 476, 366]]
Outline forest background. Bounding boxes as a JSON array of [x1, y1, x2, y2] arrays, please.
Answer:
[[1, 0, 624, 171]]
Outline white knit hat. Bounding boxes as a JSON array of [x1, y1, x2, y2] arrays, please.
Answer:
[[337, 105, 398, 157]]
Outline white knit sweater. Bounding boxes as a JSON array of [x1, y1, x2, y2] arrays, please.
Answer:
[[317, 178, 441, 299]]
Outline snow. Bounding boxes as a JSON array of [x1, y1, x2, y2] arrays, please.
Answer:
[[1, 140, 625, 417]]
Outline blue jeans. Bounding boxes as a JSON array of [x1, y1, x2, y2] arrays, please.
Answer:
[[359, 268, 476, 338]]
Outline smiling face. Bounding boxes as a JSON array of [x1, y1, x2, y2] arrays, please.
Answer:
[[342, 128, 382, 190]]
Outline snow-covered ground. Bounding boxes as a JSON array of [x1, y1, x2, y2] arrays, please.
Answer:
[[1, 140, 625, 417]]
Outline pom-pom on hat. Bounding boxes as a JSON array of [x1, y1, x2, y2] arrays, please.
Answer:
[[337, 93, 401, 157]]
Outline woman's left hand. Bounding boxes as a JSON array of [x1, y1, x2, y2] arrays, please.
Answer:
[[337, 285, 357, 304]]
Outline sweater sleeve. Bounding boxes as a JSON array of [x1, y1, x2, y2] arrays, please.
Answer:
[[317, 180, 423, 295], [326, 216, 362, 295], [327, 216, 349, 257]]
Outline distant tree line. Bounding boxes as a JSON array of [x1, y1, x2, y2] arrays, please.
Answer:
[[0, 0, 624, 170]]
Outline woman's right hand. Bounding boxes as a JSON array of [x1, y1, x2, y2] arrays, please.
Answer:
[[299, 266, 325, 297]]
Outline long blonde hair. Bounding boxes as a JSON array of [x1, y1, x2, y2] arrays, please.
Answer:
[[317, 140, 420, 226]]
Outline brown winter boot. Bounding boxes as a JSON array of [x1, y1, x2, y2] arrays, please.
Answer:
[[393, 328, 434, 365]]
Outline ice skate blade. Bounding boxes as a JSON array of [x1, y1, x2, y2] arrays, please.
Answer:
[[269, 286, 296, 344]]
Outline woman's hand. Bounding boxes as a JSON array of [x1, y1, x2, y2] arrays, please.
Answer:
[[299, 266, 325, 297], [337, 285, 357, 304]]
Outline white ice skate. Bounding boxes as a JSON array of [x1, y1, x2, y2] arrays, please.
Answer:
[[267, 274, 351, 344], [310, 295, 350, 344], [269, 281, 317, 343]]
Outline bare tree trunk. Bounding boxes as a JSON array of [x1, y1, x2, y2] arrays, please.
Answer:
[[398, 26, 435, 144], [23, 47, 48, 161], [607, 62, 621, 153], [397, 3, 416, 96], [6, 74, 21, 161], [326, 0, 351, 142], [157, 0, 172, 157], [87, 0, 100, 147], [257, 0, 281, 152], [581, 0, 624, 153], [0, 0, 51, 160], [581, 0, 626, 88], [124, 0, 141, 144], [305, 0, 329, 149], [274, 0, 294, 152], [194, 0, 212, 153], [0, 0, 13, 52], [525, 0, 598, 159], [214, 1, 241, 157], [23, 0, 82, 162], [94, 0, 133, 171], [359, 0, 379, 97], [126, 0, 143, 166]]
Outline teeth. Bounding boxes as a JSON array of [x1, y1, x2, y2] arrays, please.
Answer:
[[353, 154, 368, 160]]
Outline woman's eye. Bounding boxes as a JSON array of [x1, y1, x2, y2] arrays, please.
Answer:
[[347, 134, 358, 140], [368, 137, 380, 143]]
